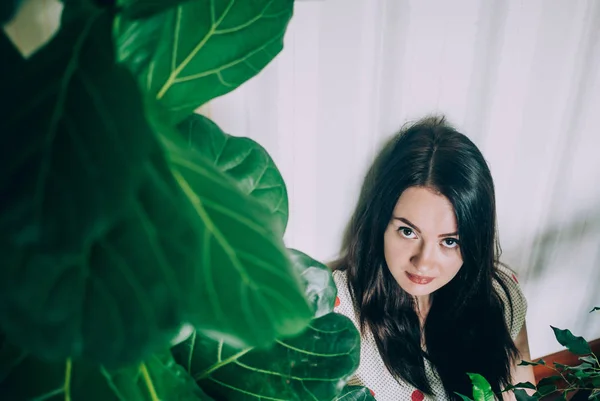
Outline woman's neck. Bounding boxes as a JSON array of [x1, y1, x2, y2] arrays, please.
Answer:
[[415, 295, 431, 322]]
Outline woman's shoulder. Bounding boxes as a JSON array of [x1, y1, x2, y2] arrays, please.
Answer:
[[493, 263, 528, 339]]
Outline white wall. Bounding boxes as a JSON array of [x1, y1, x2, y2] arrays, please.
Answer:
[[7, 0, 600, 359]]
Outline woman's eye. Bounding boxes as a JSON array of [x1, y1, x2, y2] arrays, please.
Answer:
[[442, 238, 459, 248], [398, 227, 416, 238]]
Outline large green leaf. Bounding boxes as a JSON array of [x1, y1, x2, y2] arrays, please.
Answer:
[[551, 326, 592, 355], [467, 373, 494, 401], [0, 4, 199, 366], [177, 114, 289, 234], [288, 248, 336, 318], [160, 131, 312, 348], [335, 386, 376, 401], [172, 313, 361, 401], [0, 334, 211, 400], [118, 0, 193, 19], [0, 30, 24, 77], [115, 0, 294, 122]]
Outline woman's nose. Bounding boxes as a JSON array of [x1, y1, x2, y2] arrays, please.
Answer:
[[411, 241, 436, 273]]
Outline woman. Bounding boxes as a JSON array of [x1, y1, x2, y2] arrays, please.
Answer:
[[331, 116, 535, 400]]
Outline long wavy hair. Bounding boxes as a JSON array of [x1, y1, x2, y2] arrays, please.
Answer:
[[331, 116, 519, 399]]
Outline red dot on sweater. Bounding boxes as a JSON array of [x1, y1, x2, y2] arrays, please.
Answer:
[[334, 296, 341, 307], [512, 273, 519, 283], [369, 389, 375, 397], [411, 390, 424, 401]]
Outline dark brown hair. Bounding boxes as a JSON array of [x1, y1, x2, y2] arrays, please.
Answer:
[[331, 116, 519, 399]]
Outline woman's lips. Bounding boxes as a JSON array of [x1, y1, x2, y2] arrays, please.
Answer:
[[405, 272, 435, 285]]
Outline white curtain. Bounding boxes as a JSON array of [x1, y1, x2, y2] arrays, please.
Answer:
[[6, 0, 600, 359]]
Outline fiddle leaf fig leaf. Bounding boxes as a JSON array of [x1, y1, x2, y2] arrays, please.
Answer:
[[176, 114, 288, 235], [288, 248, 337, 318], [117, 0, 190, 19], [161, 131, 312, 348], [551, 326, 592, 355], [0, 335, 212, 400], [336, 386, 377, 401], [116, 0, 294, 122], [467, 373, 494, 401], [171, 313, 361, 401], [0, 4, 198, 366]]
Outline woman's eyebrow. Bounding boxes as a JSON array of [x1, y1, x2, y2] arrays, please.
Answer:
[[393, 217, 421, 233], [393, 217, 458, 237]]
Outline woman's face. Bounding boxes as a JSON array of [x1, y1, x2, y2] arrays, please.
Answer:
[[383, 186, 463, 298]]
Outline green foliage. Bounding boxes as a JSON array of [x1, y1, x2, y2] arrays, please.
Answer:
[[0, 3, 193, 366], [472, 324, 600, 401], [172, 313, 360, 400], [0, 0, 364, 399], [0, 334, 212, 400], [176, 114, 289, 235], [115, 0, 294, 124], [468, 374, 495, 401], [335, 386, 377, 401], [551, 326, 592, 355]]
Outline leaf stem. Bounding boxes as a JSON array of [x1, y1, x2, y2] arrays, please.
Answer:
[[550, 365, 574, 388], [64, 358, 72, 401], [140, 362, 160, 401], [194, 347, 253, 380]]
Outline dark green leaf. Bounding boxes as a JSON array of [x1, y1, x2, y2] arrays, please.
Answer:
[[0, 0, 25, 24], [590, 307, 600, 313], [118, 0, 192, 19], [115, 0, 294, 123], [172, 313, 361, 401], [535, 385, 557, 397], [591, 389, 600, 400], [551, 326, 592, 355], [0, 30, 24, 77], [467, 373, 495, 401], [538, 376, 563, 387], [161, 131, 312, 348], [288, 248, 337, 318], [519, 359, 546, 366], [335, 386, 377, 401], [0, 334, 211, 400], [580, 356, 599, 366], [511, 382, 538, 390], [571, 362, 594, 370], [574, 369, 593, 379], [514, 389, 538, 401], [592, 375, 600, 387], [176, 114, 289, 234], [0, 5, 197, 367]]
